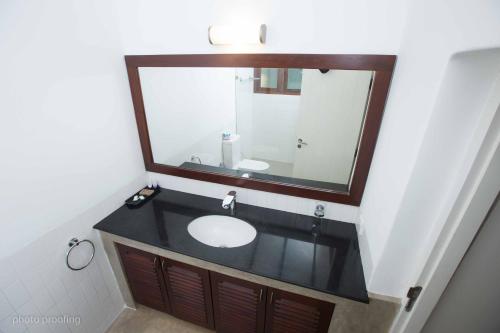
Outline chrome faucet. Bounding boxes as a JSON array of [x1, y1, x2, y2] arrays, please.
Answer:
[[312, 204, 325, 237], [222, 191, 237, 215]]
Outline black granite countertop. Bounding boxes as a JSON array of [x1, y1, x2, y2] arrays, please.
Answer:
[[93, 189, 368, 303]]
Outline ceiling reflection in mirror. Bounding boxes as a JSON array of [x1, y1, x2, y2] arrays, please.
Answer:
[[139, 67, 373, 192]]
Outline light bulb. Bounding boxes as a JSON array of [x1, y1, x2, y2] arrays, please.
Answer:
[[208, 24, 266, 45]]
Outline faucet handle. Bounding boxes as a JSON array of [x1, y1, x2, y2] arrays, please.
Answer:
[[222, 191, 237, 209], [314, 204, 325, 218]]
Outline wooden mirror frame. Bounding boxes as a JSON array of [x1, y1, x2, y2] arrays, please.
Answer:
[[125, 54, 396, 206]]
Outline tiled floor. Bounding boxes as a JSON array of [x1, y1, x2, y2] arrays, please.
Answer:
[[107, 305, 214, 333]]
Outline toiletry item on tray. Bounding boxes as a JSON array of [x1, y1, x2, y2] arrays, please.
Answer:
[[125, 185, 161, 208]]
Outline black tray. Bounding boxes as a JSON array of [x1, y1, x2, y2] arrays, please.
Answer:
[[125, 187, 161, 209]]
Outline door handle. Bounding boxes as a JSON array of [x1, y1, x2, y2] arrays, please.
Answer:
[[297, 138, 308, 148]]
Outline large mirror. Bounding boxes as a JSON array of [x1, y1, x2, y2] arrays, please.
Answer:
[[140, 67, 372, 192], [126, 54, 395, 205]]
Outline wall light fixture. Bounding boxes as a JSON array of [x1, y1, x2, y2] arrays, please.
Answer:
[[208, 24, 267, 45]]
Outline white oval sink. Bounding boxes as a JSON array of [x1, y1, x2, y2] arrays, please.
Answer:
[[187, 215, 256, 248]]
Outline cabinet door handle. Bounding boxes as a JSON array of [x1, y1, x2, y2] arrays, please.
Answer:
[[259, 289, 263, 302], [161, 259, 165, 270], [153, 257, 158, 271], [269, 291, 274, 304]]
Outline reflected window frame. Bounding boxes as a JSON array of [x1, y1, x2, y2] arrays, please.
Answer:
[[253, 68, 301, 95]]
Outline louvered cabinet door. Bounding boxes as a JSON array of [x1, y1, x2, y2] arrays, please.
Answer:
[[265, 289, 335, 333], [116, 244, 170, 313], [210, 272, 267, 333], [161, 258, 215, 329]]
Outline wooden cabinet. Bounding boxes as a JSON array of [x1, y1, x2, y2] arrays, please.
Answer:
[[116, 243, 335, 333], [265, 288, 335, 333], [161, 258, 214, 329], [210, 272, 267, 333], [116, 244, 170, 313]]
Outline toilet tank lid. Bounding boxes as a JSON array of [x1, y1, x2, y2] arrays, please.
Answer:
[[222, 134, 240, 143]]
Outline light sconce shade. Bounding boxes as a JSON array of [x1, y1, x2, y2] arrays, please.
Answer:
[[208, 24, 267, 45]]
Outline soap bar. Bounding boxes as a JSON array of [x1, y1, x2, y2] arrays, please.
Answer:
[[139, 188, 155, 197]]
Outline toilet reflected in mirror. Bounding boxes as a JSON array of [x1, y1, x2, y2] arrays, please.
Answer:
[[221, 134, 270, 173]]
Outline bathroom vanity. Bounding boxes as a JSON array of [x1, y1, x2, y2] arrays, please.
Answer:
[[99, 53, 399, 332], [94, 189, 398, 333]]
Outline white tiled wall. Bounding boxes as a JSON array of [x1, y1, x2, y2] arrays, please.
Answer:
[[0, 176, 146, 333], [148, 172, 360, 223], [0, 249, 120, 333]]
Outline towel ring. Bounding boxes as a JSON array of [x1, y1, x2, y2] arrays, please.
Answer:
[[66, 238, 95, 271]]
